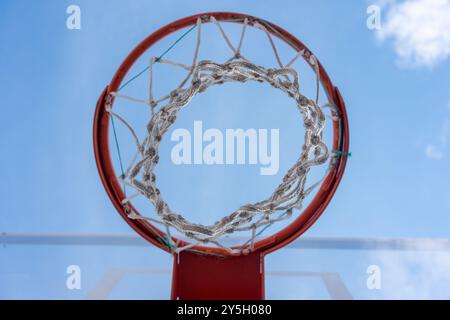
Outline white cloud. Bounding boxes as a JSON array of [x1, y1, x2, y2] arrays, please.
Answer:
[[424, 116, 450, 160], [376, 0, 450, 68], [425, 144, 444, 160], [370, 244, 450, 299]]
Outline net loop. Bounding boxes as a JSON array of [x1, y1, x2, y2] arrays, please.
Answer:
[[108, 15, 339, 254]]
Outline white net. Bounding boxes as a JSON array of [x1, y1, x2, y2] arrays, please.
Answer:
[[106, 16, 338, 254]]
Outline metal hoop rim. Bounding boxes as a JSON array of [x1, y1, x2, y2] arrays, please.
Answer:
[[93, 11, 350, 256]]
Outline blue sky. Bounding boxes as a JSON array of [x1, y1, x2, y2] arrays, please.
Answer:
[[1, 0, 450, 299]]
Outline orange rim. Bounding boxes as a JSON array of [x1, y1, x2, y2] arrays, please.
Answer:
[[93, 12, 350, 256]]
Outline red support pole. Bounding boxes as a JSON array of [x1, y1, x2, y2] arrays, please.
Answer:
[[171, 251, 265, 300]]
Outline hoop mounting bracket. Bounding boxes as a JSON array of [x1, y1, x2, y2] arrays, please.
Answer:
[[171, 251, 264, 300]]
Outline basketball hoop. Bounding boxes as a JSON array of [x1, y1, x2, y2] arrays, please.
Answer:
[[94, 12, 349, 299]]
